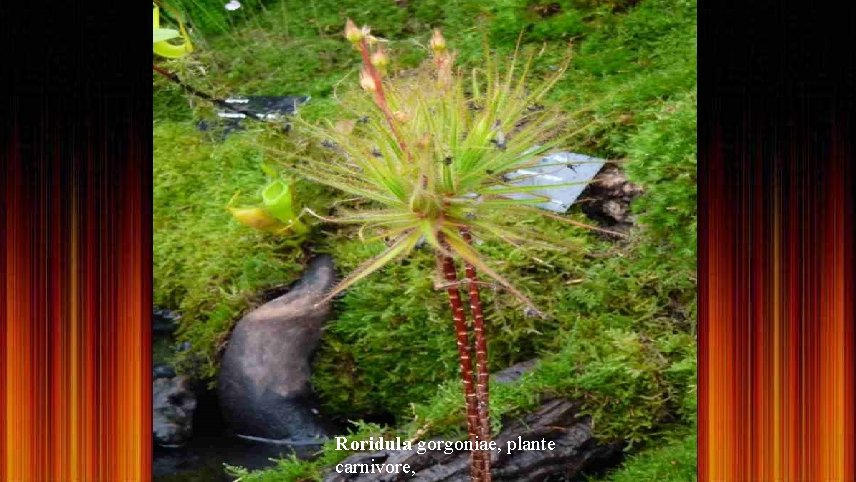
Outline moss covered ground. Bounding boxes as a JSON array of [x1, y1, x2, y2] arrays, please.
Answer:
[[154, 0, 696, 479]]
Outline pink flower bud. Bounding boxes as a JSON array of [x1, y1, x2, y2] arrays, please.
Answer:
[[345, 19, 364, 43], [359, 68, 376, 92], [430, 29, 446, 53], [371, 47, 389, 71]]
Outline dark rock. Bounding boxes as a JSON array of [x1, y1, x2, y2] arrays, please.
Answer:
[[218, 255, 336, 441], [154, 364, 177, 379], [323, 398, 623, 482], [153, 432, 318, 480], [577, 163, 643, 234], [154, 376, 198, 447], [153, 307, 181, 335], [493, 359, 539, 384]]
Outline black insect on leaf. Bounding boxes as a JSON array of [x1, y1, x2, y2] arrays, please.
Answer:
[[489, 120, 508, 151]]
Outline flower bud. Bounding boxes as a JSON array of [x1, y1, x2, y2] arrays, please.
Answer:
[[344, 19, 364, 43], [359, 68, 376, 92], [371, 47, 389, 72], [430, 29, 446, 53], [393, 110, 410, 123]]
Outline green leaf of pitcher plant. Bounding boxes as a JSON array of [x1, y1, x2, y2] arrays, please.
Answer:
[[153, 4, 193, 59], [261, 180, 308, 235]]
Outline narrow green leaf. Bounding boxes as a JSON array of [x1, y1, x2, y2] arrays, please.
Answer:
[[440, 227, 536, 310], [318, 230, 422, 305]]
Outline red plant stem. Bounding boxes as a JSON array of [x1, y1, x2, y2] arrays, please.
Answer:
[[356, 39, 412, 161], [439, 247, 485, 482], [461, 228, 492, 481]]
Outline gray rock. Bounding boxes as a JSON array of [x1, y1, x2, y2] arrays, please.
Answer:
[[153, 364, 177, 379], [153, 376, 197, 447], [153, 308, 181, 335], [217, 255, 336, 441]]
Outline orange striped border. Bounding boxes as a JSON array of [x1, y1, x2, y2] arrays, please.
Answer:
[[699, 2, 856, 479], [0, 58, 152, 482]]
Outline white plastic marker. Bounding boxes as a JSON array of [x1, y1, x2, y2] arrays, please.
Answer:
[[499, 151, 607, 213]]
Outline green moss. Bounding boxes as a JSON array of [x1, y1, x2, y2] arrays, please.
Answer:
[[625, 93, 697, 275], [154, 121, 309, 381], [591, 428, 697, 481]]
